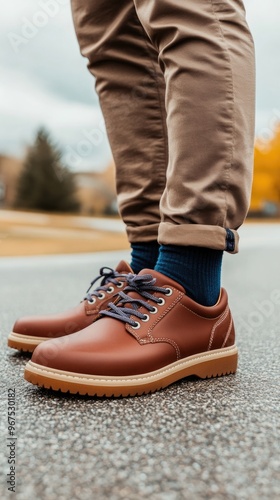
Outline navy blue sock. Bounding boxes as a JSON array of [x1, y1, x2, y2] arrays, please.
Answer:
[[155, 245, 223, 306], [130, 241, 160, 274]]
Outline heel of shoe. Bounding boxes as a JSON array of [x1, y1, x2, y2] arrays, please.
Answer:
[[194, 349, 238, 379]]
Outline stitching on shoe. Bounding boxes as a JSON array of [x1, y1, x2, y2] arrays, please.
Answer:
[[221, 316, 233, 348], [148, 288, 184, 331], [126, 288, 183, 350], [208, 306, 230, 351], [179, 303, 222, 320], [140, 288, 183, 359], [140, 336, 181, 360]]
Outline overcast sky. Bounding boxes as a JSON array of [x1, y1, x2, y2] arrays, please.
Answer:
[[0, 0, 279, 171]]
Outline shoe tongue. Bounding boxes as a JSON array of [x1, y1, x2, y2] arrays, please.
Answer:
[[115, 260, 133, 274], [138, 269, 185, 293]]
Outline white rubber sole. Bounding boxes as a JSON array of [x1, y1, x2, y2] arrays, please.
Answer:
[[24, 345, 238, 397]]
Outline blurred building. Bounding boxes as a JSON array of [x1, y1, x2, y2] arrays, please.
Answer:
[[74, 161, 118, 215], [0, 155, 23, 207]]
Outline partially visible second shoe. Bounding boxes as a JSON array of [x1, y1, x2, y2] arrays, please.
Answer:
[[24, 269, 238, 397], [8, 261, 132, 352]]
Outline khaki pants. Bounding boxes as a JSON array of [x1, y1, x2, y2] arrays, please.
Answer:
[[71, 0, 255, 253]]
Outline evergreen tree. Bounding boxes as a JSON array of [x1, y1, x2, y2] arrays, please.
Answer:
[[15, 128, 80, 212]]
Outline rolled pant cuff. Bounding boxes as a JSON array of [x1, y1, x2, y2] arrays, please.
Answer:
[[126, 223, 160, 244], [158, 223, 239, 254]]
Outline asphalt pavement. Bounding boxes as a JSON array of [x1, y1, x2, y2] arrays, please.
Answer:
[[0, 224, 279, 500]]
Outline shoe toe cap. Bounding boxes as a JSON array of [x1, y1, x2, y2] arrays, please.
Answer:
[[13, 316, 71, 339]]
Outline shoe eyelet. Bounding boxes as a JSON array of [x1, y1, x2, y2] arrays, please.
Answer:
[[107, 286, 114, 294], [88, 298, 96, 305], [131, 321, 141, 330], [150, 306, 158, 314], [158, 297, 165, 306], [98, 292, 106, 300], [165, 287, 173, 296], [117, 282, 124, 288], [142, 314, 150, 322]]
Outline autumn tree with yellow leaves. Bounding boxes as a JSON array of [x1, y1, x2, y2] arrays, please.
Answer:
[[250, 124, 280, 216]]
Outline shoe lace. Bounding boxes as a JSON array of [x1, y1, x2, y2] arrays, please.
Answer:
[[100, 273, 170, 327], [84, 267, 127, 303]]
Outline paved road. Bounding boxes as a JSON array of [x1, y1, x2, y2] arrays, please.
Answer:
[[0, 225, 280, 500]]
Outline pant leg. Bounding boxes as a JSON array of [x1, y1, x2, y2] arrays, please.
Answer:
[[134, 0, 255, 253], [71, 0, 168, 243]]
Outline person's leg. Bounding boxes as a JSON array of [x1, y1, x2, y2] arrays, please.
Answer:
[[71, 0, 167, 271], [24, 0, 255, 396], [134, 0, 255, 304]]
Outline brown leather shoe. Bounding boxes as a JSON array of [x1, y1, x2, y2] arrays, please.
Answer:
[[8, 261, 132, 352], [24, 269, 238, 397]]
